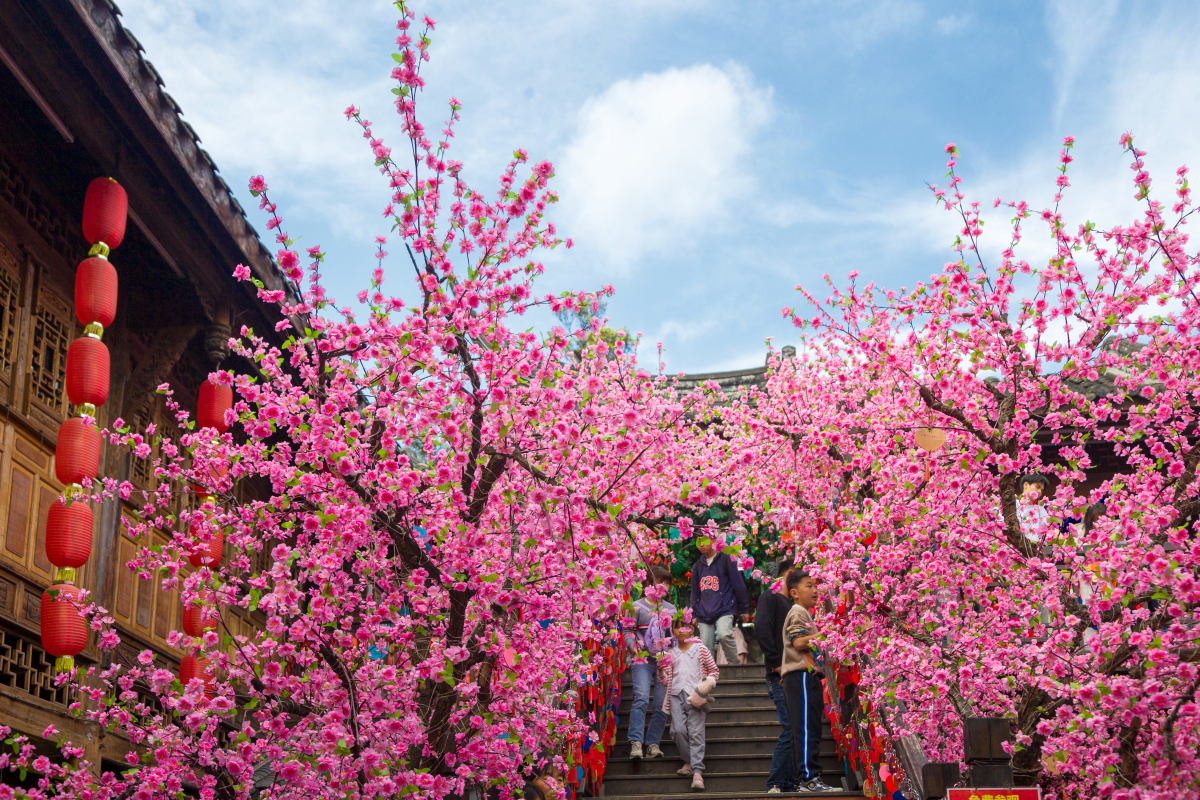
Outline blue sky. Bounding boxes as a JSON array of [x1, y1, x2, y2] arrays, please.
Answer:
[[117, 0, 1200, 373]]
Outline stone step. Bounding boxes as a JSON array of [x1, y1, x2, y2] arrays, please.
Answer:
[[618, 720, 832, 741], [618, 689, 771, 714], [605, 751, 845, 777], [610, 736, 781, 759], [601, 768, 848, 796], [620, 664, 768, 683], [603, 793, 862, 800], [609, 736, 842, 763], [616, 704, 783, 726]]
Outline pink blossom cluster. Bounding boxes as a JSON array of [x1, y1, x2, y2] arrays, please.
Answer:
[[719, 135, 1200, 799], [5, 3, 737, 798]]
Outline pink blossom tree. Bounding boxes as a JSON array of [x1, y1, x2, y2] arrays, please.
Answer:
[[0, 4, 738, 798], [722, 136, 1200, 798]]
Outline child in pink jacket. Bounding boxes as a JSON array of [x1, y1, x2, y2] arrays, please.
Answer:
[[657, 610, 719, 790]]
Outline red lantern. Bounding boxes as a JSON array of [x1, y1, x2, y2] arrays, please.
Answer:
[[190, 459, 229, 500], [75, 256, 118, 328], [197, 379, 232, 433], [182, 594, 220, 636], [66, 336, 110, 408], [55, 417, 102, 486], [187, 524, 224, 568], [179, 654, 213, 697], [45, 498, 92, 568], [81, 178, 127, 250], [40, 584, 88, 656]]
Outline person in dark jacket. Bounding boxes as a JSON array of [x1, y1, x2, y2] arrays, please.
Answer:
[[690, 536, 750, 666], [754, 560, 796, 793]]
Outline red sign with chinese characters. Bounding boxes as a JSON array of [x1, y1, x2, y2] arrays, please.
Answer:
[[948, 790, 1041, 800]]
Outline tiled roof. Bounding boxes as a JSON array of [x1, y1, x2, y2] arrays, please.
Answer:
[[674, 365, 767, 401], [71, 0, 288, 294]]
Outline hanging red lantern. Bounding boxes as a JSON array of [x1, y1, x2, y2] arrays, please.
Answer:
[[65, 336, 110, 408], [55, 417, 102, 486], [81, 178, 127, 250], [182, 593, 220, 636], [190, 459, 229, 499], [74, 256, 118, 328], [179, 654, 214, 697], [197, 379, 232, 433], [45, 498, 93, 568], [40, 584, 87, 658], [187, 524, 224, 568]]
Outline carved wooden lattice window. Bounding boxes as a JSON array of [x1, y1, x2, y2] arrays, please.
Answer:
[[130, 401, 155, 489], [165, 445, 186, 524], [0, 148, 84, 266], [0, 241, 21, 381], [29, 288, 71, 417], [0, 626, 70, 705], [155, 404, 188, 524]]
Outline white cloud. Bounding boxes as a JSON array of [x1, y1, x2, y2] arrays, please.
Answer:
[[935, 14, 970, 35], [1047, 0, 1120, 122], [557, 63, 773, 271], [116, 0, 397, 250], [1033, 2, 1200, 246], [834, 0, 924, 51]]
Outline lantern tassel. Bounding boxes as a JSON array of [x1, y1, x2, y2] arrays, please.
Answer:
[[54, 656, 75, 673]]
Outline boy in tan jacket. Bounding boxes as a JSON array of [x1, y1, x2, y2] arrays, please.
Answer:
[[781, 571, 838, 793]]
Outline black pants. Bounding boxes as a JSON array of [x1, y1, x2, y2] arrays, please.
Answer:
[[782, 669, 823, 783]]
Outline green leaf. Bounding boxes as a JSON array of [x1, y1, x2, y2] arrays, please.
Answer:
[[249, 589, 261, 613]]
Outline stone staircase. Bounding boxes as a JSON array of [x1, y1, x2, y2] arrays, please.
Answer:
[[602, 663, 863, 799]]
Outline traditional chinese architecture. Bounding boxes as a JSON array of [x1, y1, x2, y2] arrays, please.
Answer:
[[0, 0, 289, 774], [672, 347, 786, 401]]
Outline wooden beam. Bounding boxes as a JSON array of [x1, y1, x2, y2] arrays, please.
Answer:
[[122, 326, 200, 416], [0, 40, 72, 142]]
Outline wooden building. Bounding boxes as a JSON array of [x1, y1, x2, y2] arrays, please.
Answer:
[[0, 0, 289, 774]]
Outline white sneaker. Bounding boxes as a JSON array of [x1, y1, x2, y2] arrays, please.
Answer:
[[629, 741, 643, 760], [691, 772, 705, 791], [767, 788, 782, 794], [677, 764, 693, 776], [799, 779, 841, 793], [646, 743, 663, 758]]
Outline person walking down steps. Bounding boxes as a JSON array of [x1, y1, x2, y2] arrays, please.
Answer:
[[690, 535, 751, 666], [657, 610, 719, 791], [623, 565, 676, 760], [754, 559, 797, 793]]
